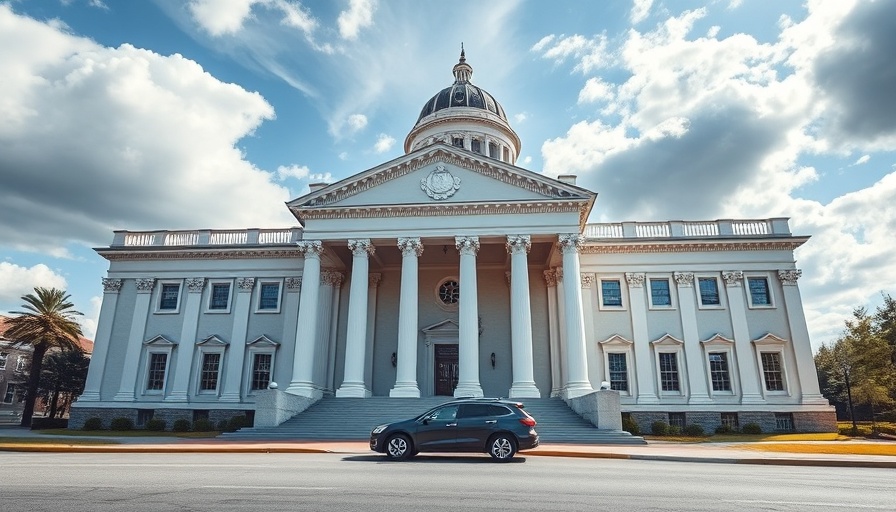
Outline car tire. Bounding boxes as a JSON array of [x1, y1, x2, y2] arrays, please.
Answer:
[[488, 433, 517, 461], [385, 433, 412, 461]]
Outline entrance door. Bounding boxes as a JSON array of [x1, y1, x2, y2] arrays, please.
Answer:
[[434, 344, 459, 396]]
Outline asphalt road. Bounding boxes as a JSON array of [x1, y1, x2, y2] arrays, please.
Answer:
[[1, 452, 892, 511]]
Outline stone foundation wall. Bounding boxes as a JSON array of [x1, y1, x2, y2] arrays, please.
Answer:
[[682, 412, 718, 433], [68, 407, 253, 430], [631, 412, 668, 434], [628, 409, 837, 435], [794, 411, 838, 433]]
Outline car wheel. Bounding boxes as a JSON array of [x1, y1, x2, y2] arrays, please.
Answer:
[[488, 434, 516, 461], [385, 434, 412, 461]]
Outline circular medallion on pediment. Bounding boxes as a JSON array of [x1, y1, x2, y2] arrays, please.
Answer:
[[421, 164, 461, 200]]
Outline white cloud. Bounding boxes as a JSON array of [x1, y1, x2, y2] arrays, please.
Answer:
[[338, 0, 377, 40], [532, 33, 610, 74], [630, 0, 653, 24], [373, 133, 395, 153], [853, 154, 870, 165], [577, 77, 614, 104], [276, 164, 311, 180], [522, 156, 532, 165], [338, 152, 349, 160], [188, 0, 259, 36], [514, 112, 528, 123], [0, 6, 295, 256], [0, 262, 68, 306], [346, 113, 368, 133]]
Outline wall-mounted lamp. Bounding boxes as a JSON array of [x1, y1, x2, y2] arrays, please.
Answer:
[[490, 352, 496, 369], [391, 352, 397, 368]]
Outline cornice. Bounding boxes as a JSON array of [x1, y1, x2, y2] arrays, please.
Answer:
[[406, 114, 522, 153], [98, 248, 303, 262], [580, 240, 806, 254], [294, 200, 587, 220]]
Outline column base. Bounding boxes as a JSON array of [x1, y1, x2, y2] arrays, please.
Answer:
[[687, 394, 714, 405], [285, 382, 323, 400], [454, 383, 484, 398], [112, 392, 134, 402], [164, 393, 189, 403], [741, 393, 766, 405], [76, 391, 100, 402], [389, 383, 421, 398], [800, 394, 831, 405], [636, 393, 660, 405], [561, 382, 593, 399], [509, 382, 541, 399], [218, 392, 242, 403], [336, 382, 371, 398]]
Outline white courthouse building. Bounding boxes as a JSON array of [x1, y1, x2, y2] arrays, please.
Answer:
[[72, 52, 835, 433]]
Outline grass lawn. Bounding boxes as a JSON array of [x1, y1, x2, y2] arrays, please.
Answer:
[[0, 436, 118, 445], [36, 429, 221, 438]]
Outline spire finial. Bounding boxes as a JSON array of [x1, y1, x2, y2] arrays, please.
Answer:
[[459, 42, 465, 63]]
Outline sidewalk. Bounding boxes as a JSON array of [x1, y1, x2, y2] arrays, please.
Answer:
[[1, 426, 893, 468]]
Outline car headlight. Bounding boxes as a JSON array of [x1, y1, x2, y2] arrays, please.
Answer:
[[371, 424, 388, 435]]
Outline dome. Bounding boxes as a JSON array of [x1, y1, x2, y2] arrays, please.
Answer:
[[414, 49, 507, 123]]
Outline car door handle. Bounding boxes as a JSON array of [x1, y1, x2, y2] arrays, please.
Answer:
[[485, 420, 497, 424], [446, 423, 457, 427]]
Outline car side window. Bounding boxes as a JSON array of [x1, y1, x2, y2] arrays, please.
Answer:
[[430, 405, 458, 421], [458, 403, 500, 418], [485, 405, 512, 417]]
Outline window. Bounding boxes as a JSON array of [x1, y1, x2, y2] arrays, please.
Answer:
[[15, 355, 27, 372], [250, 353, 272, 391], [452, 137, 464, 148], [471, 138, 481, 153], [146, 353, 168, 391], [2, 384, 17, 404], [761, 352, 785, 391], [193, 409, 210, 422], [668, 412, 685, 430], [747, 277, 772, 307], [649, 278, 672, 307], [721, 412, 739, 430], [0, 351, 7, 369], [137, 409, 154, 427], [199, 353, 221, 392], [502, 147, 510, 162], [257, 282, 281, 312], [208, 282, 231, 311], [601, 279, 623, 307], [659, 352, 680, 392], [775, 413, 794, 431], [158, 282, 181, 311], [488, 142, 498, 158], [708, 352, 732, 391], [429, 405, 459, 421], [459, 404, 510, 418], [697, 277, 720, 306], [438, 279, 459, 305], [608, 353, 628, 392]]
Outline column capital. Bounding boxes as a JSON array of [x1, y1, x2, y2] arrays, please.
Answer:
[[505, 235, 531, 255], [455, 236, 480, 255], [543, 269, 558, 287], [102, 278, 122, 293], [321, 270, 344, 287], [778, 269, 802, 285], [581, 273, 595, 289], [505, 271, 512, 287], [236, 277, 255, 292], [186, 277, 206, 293], [397, 237, 424, 257], [558, 234, 584, 254], [285, 277, 302, 291], [348, 239, 375, 256], [722, 270, 744, 287], [298, 240, 324, 258], [674, 272, 695, 287], [369, 273, 382, 288], [135, 278, 155, 293], [554, 267, 564, 281], [625, 272, 645, 288]]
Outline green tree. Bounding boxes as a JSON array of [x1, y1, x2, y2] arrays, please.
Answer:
[[3, 287, 83, 427], [38, 349, 90, 418]]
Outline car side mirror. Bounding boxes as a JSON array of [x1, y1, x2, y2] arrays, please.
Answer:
[[422, 418, 430, 425]]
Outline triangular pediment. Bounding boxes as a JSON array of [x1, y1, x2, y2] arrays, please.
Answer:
[[287, 144, 595, 225], [421, 318, 459, 333], [143, 335, 176, 346]]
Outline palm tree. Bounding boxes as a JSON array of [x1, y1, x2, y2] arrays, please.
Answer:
[[4, 287, 83, 427]]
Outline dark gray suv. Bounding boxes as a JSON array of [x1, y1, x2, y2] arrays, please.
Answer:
[[369, 398, 539, 461]]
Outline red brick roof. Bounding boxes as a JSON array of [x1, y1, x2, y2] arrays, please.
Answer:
[[0, 315, 93, 355]]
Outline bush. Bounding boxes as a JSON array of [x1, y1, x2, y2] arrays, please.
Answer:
[[741, 422, 762, 434], [715, 424, 736, 435], [172, 419, 192, 432], [82, 417, 103, 431], [144, 419, 167, 431], [683, 424, 704, 437], [30, 418, 68, 430], [109, 417, 134, 431], [227, 415, 252, 431], [651, 421, 670, 436], [217, 419, 229, 431], [622, 416, 640, 436], [192, 418, 215, 432]]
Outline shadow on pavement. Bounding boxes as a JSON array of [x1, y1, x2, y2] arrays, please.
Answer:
[[341, 454, 527, 464]]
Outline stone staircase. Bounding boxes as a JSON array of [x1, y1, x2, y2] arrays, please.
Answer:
[[220, 397, 645, 445]]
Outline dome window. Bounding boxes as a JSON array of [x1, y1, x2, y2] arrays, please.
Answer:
[[489, 142, 498, 158], [452, 137, 464, 148], [471, 139, 481, 154]]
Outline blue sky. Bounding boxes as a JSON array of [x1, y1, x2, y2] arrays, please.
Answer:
[[1, 0, 894, 353]]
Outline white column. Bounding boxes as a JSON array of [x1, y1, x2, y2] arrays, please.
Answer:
[[555, 267, 569, 394], [544, 270, 562, 397], [220, 278, 255, 402], [287, 241, 324, 399], [454, 236, 484, 397], [627, 272, 659, 404], [326, 272, 344, 394], [391, 238, 423, 397], [778, 269, 828, 404], [581, 273, 602, 388], [559, 234, 592, 398], [674, 272, 712, 404], [314, 272, 336, 388], [114, 278, 155, 401], [364, 273, 381, 391], [78, 278, 122, 401], [507, 235, 540, 398], [723, 271, 765, 404], [166, 277, 205, 402], [337, 239, 374, 397]]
